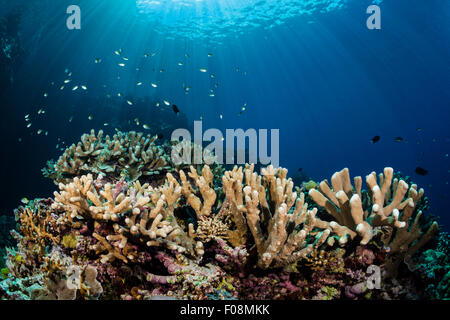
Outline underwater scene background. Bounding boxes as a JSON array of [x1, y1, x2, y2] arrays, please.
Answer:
[[0, 0, 449, 300]]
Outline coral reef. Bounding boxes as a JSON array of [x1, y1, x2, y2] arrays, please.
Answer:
[[43, 130, 173, 184], [308, 167, 439, 277], [1, 130, 446, 300]]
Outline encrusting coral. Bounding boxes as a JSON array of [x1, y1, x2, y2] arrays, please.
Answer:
[[0, 130, 444, 300]]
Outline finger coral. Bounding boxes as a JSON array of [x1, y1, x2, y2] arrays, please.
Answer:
[[308, 167, 436, 245], [222, 164, 333, 269], [1, 130, 444, 300]]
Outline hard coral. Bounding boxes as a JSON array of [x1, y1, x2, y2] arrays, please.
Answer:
[[1, 130, 444, 300]]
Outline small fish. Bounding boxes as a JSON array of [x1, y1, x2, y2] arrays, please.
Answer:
[[69, 116, 73, 122], [394, 137, 404, 142], [95, 58, 102, 64], [210, 74, 216, 78], [199, 68, 207, 73], [172, 104, 180, 114], [114, 50, 121, 55], [219, 114, 223, 119], [127, 100, 133, 106], [27, 123, 32, 128], [104, 122, 109, 126], [164, 100, 170, 106], [156, 102, 160, 107], [143, 53, 149, 58], [417, 128, 422, 132], [160, 69, 165, 73], [178, 62, 183, 66], [18, 138, 22, 142], [151, 83, 158, 88], [122, 57, 129, 61], [118, 63, 125, 67], [64, 79, 71, 84], [45, 131, 48, 136], [60, 85, 65, 90], [88, 115, 93, 120], [208, 53, 213, 57], [25, 114, 30, 119], [143, 124, 150, 130], [37, 129, 43, 135], [65, 68, 69, 73], [81, 85, 87, 90], [371, 136, 380, 144], [72, 86, 79, 91], [68, 72, 72, 77], [137, 82, 143, 86], [415, 167, 428, 176], [44, 93, 48, 97], [185, 53, 190, 57], [21, 198, 29, 204], [118, 93, 122, 97]]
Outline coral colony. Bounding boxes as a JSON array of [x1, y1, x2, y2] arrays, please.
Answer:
[[0, 129, 448, 300]]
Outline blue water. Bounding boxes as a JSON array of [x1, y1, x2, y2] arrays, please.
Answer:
[[0, 0, 449, 228]]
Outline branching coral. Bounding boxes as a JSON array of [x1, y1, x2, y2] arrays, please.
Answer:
[[12, 199, 60, 265], [223, 164, 333, 269], [2, 129, 444, 300], [43, 130, 172, 183], [308, 167, 438, 247], [51, 173, 203, 261]]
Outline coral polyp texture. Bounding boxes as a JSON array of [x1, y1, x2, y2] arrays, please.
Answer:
[[0, 130, 447, 300]]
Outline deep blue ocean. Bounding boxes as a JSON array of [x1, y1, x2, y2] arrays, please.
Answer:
[[0, 0, 449, 230]]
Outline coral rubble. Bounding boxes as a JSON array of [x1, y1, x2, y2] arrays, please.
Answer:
[[0, 130, 446, 300]]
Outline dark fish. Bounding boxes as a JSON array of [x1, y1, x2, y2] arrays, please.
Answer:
[[298, 168, 303, 172], [157, 134, 164, 140], [415, 167, 428, 176], [394, 137, 404, 142], [172, 104, 180, 114], [371, 136, 380, 144]]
